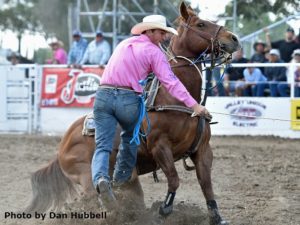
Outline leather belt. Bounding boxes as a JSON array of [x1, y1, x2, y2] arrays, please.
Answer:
[[99, 84, 136, 92]]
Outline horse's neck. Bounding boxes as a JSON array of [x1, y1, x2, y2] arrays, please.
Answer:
[[172, 65, 202, 103], [168, 37, 202, 103], [170, 36, 191, 57]]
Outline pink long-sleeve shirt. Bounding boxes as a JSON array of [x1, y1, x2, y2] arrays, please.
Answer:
[[54, 48, 67, 64], [101, 34, 197, 107]]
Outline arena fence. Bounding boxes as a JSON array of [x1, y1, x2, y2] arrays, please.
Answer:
[[0, 64, 299, 138], [0, 65, 40, 134]]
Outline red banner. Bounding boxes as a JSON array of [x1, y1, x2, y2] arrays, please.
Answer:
[[41, 67, 104, 107]]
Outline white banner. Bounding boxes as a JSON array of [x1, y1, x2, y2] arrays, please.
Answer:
[[207, 97, 300, 138]]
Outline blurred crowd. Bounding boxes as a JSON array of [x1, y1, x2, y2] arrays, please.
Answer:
[[3, 29, 111, 68], [2, 26, 300, 97], [209, 27, 300, 97]]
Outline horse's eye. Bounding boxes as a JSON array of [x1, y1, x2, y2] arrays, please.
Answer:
[[197, 23, 204, 28]]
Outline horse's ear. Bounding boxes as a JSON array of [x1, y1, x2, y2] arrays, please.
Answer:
[[180, 1, 189, 21]]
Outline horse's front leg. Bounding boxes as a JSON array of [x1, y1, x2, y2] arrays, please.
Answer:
[[190, 141, 228, 225], [152, 141, 179, 216]]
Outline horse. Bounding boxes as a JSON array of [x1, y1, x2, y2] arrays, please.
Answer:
[[25, 2, 240, 225]]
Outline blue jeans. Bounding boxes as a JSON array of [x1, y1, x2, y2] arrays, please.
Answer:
[[277, 83, 289, 97], [91, 87, 140, 187], [257, 82, 279, 97]]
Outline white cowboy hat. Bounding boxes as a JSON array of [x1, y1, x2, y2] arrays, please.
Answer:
[[47, 37, 59, 46], [131, 15, 178, 35]]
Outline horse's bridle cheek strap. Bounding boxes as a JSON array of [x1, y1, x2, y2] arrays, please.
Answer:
[[181, 23, 223, 42], [180, 15, 223, 42]]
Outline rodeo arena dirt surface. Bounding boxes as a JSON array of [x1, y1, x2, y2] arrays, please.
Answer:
[[0, 134, 299, 225]]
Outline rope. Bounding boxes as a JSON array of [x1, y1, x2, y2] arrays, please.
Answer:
[[191, 47, 209, 65], [130, 79, 151, 145], [210, 111, 299, 122]]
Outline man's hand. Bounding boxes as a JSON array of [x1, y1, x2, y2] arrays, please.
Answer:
[[191, 104, 209, 117]]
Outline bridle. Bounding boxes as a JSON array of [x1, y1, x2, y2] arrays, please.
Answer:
[[168, 15, 231, 69], [161, 15, 232, 105], [181, 15, 223, 58]]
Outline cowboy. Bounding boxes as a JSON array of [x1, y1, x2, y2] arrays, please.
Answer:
[[250, 40, 268, 74], [91, 15, 209, 209], [46, 37, 67, 64]]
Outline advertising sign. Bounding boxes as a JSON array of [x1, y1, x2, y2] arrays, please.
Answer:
[[41, 67, 103, 107]]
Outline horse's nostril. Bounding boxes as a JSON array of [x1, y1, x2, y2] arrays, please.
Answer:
[[232, 35, 238, 42]]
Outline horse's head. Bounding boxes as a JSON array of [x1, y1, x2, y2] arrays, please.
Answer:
[[172, 2, 241, 57]]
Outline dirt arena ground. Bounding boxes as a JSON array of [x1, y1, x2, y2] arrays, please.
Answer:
[[0, 134, 299, 225]]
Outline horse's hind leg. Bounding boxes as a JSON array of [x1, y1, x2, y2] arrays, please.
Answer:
[[152, 141, 179, 216], [190, 141, 228, 225]]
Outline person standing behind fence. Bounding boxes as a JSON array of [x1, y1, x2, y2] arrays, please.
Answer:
[[67, 30, 88, 67], [257, 49, 286, 97], [264, 27, 300, 63], [46, 37, 67, 64], [79, 30, 111, 68], [277, 49, 300, 97]]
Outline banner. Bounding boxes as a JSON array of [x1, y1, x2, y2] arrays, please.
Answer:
[[291, 99, 300, 130], [41, 67, 103, 107]]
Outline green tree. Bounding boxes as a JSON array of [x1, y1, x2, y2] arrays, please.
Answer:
[[33, 0, 73, 51], [222, 0, 300, 37], [0, 0, 42, 52]]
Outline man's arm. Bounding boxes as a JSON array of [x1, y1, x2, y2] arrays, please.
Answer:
[[264, 28, 272, 50], [79, 45, 90, 65]]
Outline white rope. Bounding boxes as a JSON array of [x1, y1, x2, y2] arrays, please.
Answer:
[[210, 111, 299, 123]]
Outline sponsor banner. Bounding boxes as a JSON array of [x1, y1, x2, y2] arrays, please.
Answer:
[[291, 99, 300, 130], [41, 67, 103, 107], [224, 99, 266, 128], [207, 97, 298, 137]]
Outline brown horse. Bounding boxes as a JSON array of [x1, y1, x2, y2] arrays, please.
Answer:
[[26, 2, 240, 225]]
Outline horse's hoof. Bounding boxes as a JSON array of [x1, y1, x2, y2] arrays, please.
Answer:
[[159, 204, 173, 216]]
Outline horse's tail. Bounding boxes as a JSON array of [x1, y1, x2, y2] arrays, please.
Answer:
[[25, 157, 76, 213]]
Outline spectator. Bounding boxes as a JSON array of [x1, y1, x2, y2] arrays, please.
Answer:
[[238, 62, 267, 96], [7, 52, 20, 65], [265, 27, 300, 62], [67, 29, 88, 67], [277, 49, 300, 97], [223, 48, 248, 96], [257, 49, 286, 97], [251, 40, 268, 74], [80, 30, 111, 67], [46, 37, 67, 64], [6, 51, 34, 65]]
